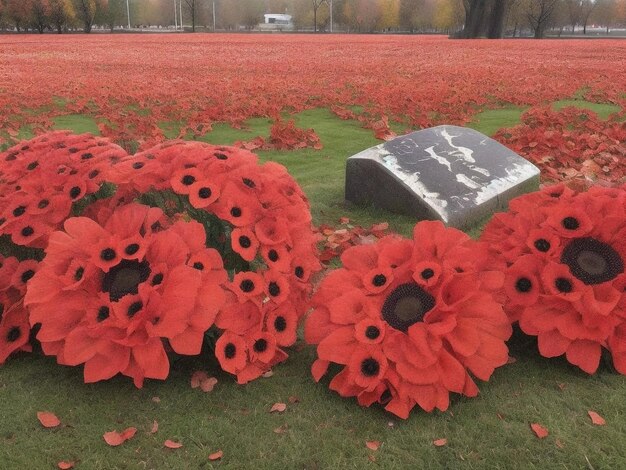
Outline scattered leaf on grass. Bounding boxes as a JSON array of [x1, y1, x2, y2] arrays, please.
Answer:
[[57, 461, 74, 469], [288, 396, 300, 404], [557, 383, 567, 391], [150, 420, 158, 434], [200, 377, 218, 392], [262, 370, 274, 378], [191, 371, 208, 388], [366, 440, 381, 451], [164, 440, 183, 449], [209, 450, 223, 461], [270, 403, 287, 413], [152, 397, 161, 403], [496, 413, 505, 420], [433, 438, 447, 447], [588, 411, 606, 426], [37, 411, 61, 428], [103, 427, 137, 446], [530, 423, 549, 439], [368, 455, 377, 462], [274, 424, 288, 434], [506, 356, 517, 364], [556, 439, 565, 449]]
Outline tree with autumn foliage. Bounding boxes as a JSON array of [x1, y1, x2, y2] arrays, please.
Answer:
[[3, 0, 33, 31], [72, 0, 97, 32], [49, 0, 74, 33]]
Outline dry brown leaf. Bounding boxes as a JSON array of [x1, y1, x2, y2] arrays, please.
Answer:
[[433, 438, 447, 447], [164, 439, 183, 449], [273, 424, 289, 434], [209, 450, 223, 461], [200, 377, 218, 392], [103, 427, 137, 446], [270, 402, 287, 413], [555, 439, 565, 449], [152, 396, 161, 403], [57, 461, 74, 469], [588, 411, 606, 426], [530, 423, 549, 439], [37, 411, 61, 428], [288, 396, 300, 404], [506, 356, 517, 364], [496, 413, 505, 420], [557, 383, 567, 391], [262, 370, 274, 378], [191, 371, 208, 389], [366, 440, 381, 451], [150, 420, 159, 434]]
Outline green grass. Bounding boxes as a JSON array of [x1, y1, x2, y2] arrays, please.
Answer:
[[553, 99, 621, 120], [2, 103, 626, 469], [468, 106, 527, 136]]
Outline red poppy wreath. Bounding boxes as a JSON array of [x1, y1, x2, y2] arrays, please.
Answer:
[[1, 132, 321, 387], [481, 184, 626, 374], [304, 221, 512, 418]]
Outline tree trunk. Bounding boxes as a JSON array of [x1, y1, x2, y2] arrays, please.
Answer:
[[487, 0, 507, 38]]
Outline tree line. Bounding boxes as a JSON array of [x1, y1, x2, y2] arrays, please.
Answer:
[[1, 0, 625, 37]]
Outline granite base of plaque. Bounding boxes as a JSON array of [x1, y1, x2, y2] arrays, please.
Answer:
[[345, 125, 540, 229]]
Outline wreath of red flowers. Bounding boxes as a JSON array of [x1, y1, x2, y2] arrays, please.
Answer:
[[305, 221, 512, 418], [481, 184, 626, 374], [2, 134, 320, 386]]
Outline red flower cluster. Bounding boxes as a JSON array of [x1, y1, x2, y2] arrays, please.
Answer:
[[0, 255, 38, 364], [112, 140, 321, 383], [481, 184, 626, 374], [0, 131, 127, 249], [305, 221, 511, 418]]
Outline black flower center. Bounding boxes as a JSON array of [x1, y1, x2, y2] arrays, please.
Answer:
[[239, 236, 251, 249], [268, 250, 279, 262], [198, 187, 211, 199], [74, 267, 84, 281], [268, 282, 280, 297], [381, 283, 435, 332], [21, 226, 34, 237], [515, 277, 532, 293], [360, 358, 380, 377], [132, 162, 144, 169], [253, 338, 268, 353], [127, 301, 143, 318], [240, 279, 255, 293], [151, 273, 164, 286], [125, 244, 140, 256], [13, 206, 26, 217], [555, 277, 573, 293], [224, 343, 236, 359], [242, 178, 255, 188], [69, 186, 82, 199], [38, 199, 49, 209], [97, 306, 110, 322], [294, 266, 304, 279], [21, 269, 35, 284], [27, 161, 38, 170], [7, 326, 21, 342], [372, 274, 387, 287], [81, 152, 93, 160], [181, 174, 195, 186], [365, 326, 380, 340], [193, 262, 204, 270], [100, 248, 116, 261], [561, 237, 624, 285], [230, 207, 242, 218], [421, 268, 434, 280], [215, 152, 228, 160], [102, 259, 151, 301], [534, 239, 551, 252], [562, 217, 580, 230], [274, 316, 287, 332]]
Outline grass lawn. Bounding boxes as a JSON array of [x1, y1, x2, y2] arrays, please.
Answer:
[[1, 102, 625, 469]]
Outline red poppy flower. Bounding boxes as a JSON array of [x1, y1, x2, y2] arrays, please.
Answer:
[[306, 221, 511, 418], [481, 184, 626, 374], [231, 227, 260, 262]]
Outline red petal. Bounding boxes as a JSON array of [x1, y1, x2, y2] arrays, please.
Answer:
[[530, 423, 549, 439], [588, 410, 606, 426], [164, 440, 183, 449], [37, 411, 61, 428]]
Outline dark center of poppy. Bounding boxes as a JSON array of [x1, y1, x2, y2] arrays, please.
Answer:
[[360, 358, 380, 377], [27, 161, 38, 170], [224, 343, 236, 359], [74, 267, 84, 281], [365, 326, 380, 340], [239, 236, 251, 248], [21, 269, 35, 284], [6, 326, 21, 342], [181, 174, 195, 186], [254, 338, 268, 353], [151, 273, 164, 286], [38, 199, 49, 209], [240, 279, 255, 293], [100, 248, 116, 261], [372, 274, 387, 287], [515, 277, 532, 293], [215, 153, 228, 160], [88, 169, 100, 179], [268, 282, 280, 297], [125, 244, 140, 256], [294, 266, 304, 279], [381, 283, 435, 332], [230, 207, 242, 218], [132, 162, 144, 169], [242, 178, 255, 188], [421, 268, 434, 280], [21, 226, 34, 237], [555, 277, 573, 293], [97, 306, 110, 322], [562, 217, 580, 230], [193, 262, 204, 270], [81, 152, 93, 160], [127, 301, 143, 318], [13, 206, 26, 217], [274, 316, 287, 332], [102, 259, 151, 301], [268, 250, 279, 262], [198, 187, 211, 199], [534, 239, 551, 252], [69, 186, 82, 199], [561, 237, 624, 285]]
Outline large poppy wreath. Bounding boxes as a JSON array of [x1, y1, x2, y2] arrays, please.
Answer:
[[1, 132, 321, 387], [305, 221, 512, 418], [481, 184, 626, 374]]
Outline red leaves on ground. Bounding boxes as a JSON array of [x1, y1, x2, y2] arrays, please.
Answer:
[[37, 411, 61, 428], [530, 423, 549, 439], [164, 440, 183, 449], [191, 371, 218, 392], [270, 402, 287, 413], [588, 411, 606, 426], [103, 427, 137, 446], [366, 441, 381, 451], [208, 450, 224, 461], [433, 438, 448, 447], [57, 462, 74, 469], [235, 119, 322, 151], [315, 219, 390, 264]]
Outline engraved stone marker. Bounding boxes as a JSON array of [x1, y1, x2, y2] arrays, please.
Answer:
[[345, 125, 540, 229]]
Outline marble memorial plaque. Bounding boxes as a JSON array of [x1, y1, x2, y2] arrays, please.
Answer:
[[345, 125, 540, 229]]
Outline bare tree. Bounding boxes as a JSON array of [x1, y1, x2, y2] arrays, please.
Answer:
[[49, 0, 74, 33], [312, 0, 327, 32], [73, 0, 97, 32], [31, 0, 50, 33], [526, 0, 560, 38]]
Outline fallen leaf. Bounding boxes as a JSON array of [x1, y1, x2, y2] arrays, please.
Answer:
[[191, 371, 208, 389], [555, 439, 565, 449], [496, 413, 505, 420], [103, 427, 137, 446], [387, 421, 394, 428], [506, 355, 517, 364], [208, 450, 223, 461], [262, 370, 274, 378], [57, 462, 74, 469], [150, 420, 159, 434], [368, 455, 377, 462], [366, 440, 381, 451], [152, 396, 161, 403], [433, 438, 448, 447], [200, 377, 218, 392], [288, 396, 300, 404], [37, 411, 61, 428], [530, 423, 549, 439], [270, 403, 287, 413], [164, 439, 183, 449], [273, 424, 288, 434], [339, 217, 350, 224], [588, 411, 606, 426], [557, 383, 567, 391]]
